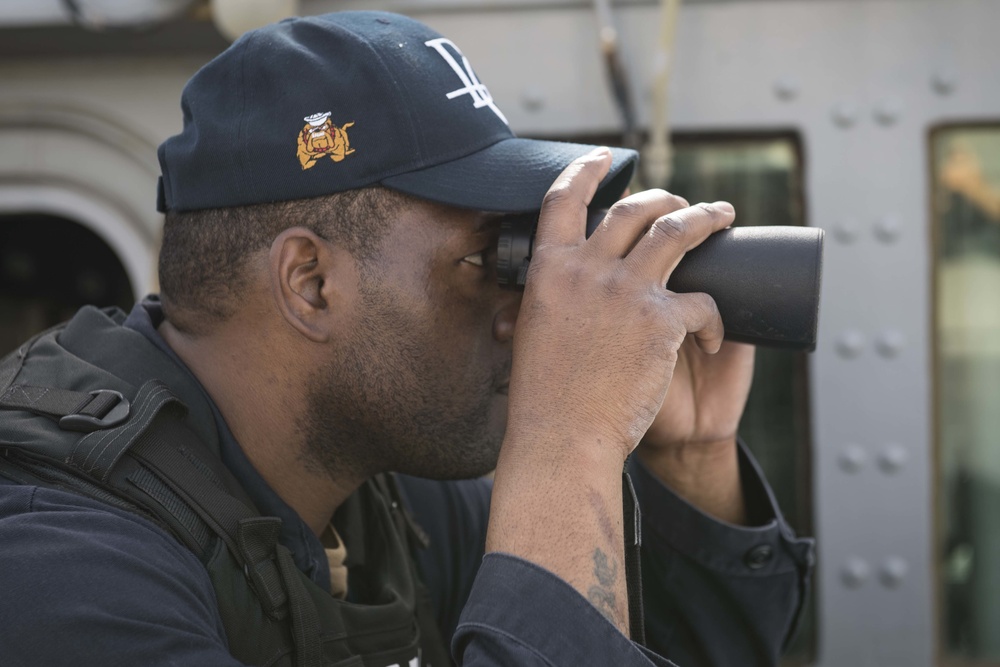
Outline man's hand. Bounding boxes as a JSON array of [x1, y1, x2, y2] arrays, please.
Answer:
[[501, 166, 734, 462], [486, 147, 735, 637], [637, 339, 755, 524], [596, 184, 754, 502], [605, 185, 755, 526], [644, 340, 754, 450]]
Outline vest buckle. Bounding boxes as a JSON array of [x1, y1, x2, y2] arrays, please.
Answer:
[[59, 389, 130, 433]]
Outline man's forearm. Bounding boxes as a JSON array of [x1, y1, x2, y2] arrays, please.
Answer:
[[486, 437, 632, 635]]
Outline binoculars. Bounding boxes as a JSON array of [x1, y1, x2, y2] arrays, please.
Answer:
[[497, 209, 825, 351]]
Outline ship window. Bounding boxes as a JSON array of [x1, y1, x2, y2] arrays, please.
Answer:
[[670, 133, 813, 664], [933, 124, 1000, 663], [668, 133, 810, 523], [0, 214, 134, 356]]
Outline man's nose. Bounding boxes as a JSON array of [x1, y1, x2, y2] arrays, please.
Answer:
[[493, 292, 523, 343]]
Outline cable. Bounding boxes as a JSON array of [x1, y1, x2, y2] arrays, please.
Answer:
[[60, 0, 201, 33], [642, 0, 681, 189], [593, 0, 641, 153]]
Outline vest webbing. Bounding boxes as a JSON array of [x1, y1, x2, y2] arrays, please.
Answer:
[[0, 317, 452, 667]]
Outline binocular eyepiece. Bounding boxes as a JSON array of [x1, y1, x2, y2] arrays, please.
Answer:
[[497, 209, 824, 351]]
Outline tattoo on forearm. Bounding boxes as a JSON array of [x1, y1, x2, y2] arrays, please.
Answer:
[[586, 548, 624, 628]]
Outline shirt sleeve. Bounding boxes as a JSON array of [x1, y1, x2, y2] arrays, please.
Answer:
[[453, 553, 678, 667], [400, 441, 813, 667], [0, 484, 244, 667], [399, 477, 673, 666], [629, 441, 815, 667]]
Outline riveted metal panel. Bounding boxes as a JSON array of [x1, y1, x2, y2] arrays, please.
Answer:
[[309, 1, 1000, 664]]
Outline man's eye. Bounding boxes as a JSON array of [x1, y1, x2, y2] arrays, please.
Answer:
[[462, 251, 486, 267]]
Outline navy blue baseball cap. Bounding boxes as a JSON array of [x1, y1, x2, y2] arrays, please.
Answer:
[[156, 11, 637, 214]]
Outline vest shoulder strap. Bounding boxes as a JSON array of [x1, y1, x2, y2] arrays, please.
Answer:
[[0, 373, 324, 667]]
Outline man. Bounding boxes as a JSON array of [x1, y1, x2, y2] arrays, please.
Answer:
[[0, 11, 812, 667]]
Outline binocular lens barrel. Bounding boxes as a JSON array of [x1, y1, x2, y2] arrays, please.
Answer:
[[497, 210, 825, 351]]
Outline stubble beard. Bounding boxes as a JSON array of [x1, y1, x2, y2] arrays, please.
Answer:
[[300, 281, 507, 484]]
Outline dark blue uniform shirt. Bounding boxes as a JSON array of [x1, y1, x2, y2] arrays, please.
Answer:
[[0, 300, 813, 666]]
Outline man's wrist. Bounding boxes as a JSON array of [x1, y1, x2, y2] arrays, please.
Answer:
[[501, 420, 634, 468], [635, 437, 747, 525]]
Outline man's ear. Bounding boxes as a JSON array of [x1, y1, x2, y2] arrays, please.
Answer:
[[268, 227, 357, 343]]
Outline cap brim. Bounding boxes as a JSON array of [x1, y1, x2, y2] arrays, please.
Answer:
[[380, 137, 638, 213]]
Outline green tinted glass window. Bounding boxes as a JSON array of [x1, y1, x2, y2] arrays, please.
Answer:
[[669, 134, 810, 532], [934, 126, 1000, 663], [669, 134, 813, 664]]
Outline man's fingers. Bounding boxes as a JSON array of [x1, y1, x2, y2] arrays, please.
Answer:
[[669, 292, 725, 354], [535, 148, 613, 248], [628, 201, 735, 283], [587, 189, 690, 257]]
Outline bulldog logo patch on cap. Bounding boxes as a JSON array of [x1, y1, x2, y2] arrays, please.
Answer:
[[297, 111, 356, 170]]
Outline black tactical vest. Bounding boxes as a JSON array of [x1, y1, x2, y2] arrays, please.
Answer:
[[0, 306, 452, 667]]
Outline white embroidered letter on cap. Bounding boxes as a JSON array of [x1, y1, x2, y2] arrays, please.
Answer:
[[424, 37, 509, 125]]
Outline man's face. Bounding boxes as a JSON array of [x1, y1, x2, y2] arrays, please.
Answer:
[[304, 199, 520, 480]]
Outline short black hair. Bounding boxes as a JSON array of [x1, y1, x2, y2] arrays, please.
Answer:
[[158, 186, 414, 335]]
